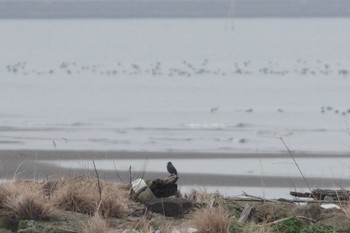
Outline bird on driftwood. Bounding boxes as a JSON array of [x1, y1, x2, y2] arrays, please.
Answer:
[[167, 161, 178, 176]]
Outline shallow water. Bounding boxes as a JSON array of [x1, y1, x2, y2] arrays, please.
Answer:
[[41, 157, 350, 178], [180, 186, 301, 199], [40, 157, 350, 198], [1, 18, 350, 153]]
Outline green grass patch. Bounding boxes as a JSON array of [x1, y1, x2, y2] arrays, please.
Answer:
[[273, 217, 339, 233]]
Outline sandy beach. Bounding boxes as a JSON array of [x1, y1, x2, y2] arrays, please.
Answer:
[[1, 149, 350, 191]]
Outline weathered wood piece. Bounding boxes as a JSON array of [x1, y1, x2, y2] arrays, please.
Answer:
[[290, 189, 350, 201], [146, 197, 193, 217], [290, 191, 313, 198], [146, 175, 178, 198], [238, 204, 253, 223]]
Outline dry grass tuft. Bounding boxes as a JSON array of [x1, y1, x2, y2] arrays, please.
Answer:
[[0, 181, 58, 224], [134, 214, 153, 233], [190, 205, 231, 233], [0, 184, 12, 208], [80, 212, 110, 233], [2, 180, 40, 196], [0, 177, 130, 230], [51, 178, 129, 217], [4, 192, 56, 221], [185, 189, 224, 207], [51, 179, 100, 215], [41, 177, 63, 199], [341, 203, 350, 219], [98, 181, 129, 218], [99, 193, 129, 218]]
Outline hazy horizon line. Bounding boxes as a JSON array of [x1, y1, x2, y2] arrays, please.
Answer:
[[0, 0, 349, 19]]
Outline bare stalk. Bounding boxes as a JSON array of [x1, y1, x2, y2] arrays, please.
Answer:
[[129, 165, 132, 186], [280, 137, 316, 200], [92, 160, 102, 202], [13, 160, 25, 180], [135, 159, 149, 180], [113, 160, 127, 184]]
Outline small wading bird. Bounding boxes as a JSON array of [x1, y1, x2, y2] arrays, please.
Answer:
[[167, 161, 178, 176]]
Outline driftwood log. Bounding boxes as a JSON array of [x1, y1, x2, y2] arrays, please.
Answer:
[[146, 197, 193, 217], [141, 176, 192, 217], [290, 189, 350, 201], [146, 175, 178, 198]]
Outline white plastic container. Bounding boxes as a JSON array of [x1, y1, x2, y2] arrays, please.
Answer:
[[132, 178, 156, 202]]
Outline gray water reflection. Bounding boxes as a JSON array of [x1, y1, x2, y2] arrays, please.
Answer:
[[41, 158, 350, 178]]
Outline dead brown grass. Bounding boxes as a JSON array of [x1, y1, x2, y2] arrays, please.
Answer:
[[0, 184, 12, 208], [341, 203, 350, 219], [80, 212, 110, 233], [134, 214, 153, 233], [190, 205, 231, 233], [0, 181, 57, 224], [50, 177, 129, 218], [0, 177, 130, 231], [52, 179, 98, 214], [99, 185, 129, 218], [4, 192, 56, 221]]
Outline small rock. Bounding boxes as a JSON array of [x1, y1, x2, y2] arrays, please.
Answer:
[[321, 204, 340, 210], [323, 195, 334, 202], [187, 227, 198, 233]]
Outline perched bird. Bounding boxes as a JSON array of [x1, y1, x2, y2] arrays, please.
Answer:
[[167, 161, 178, 176]]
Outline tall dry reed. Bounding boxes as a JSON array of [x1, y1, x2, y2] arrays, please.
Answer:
[[190, 205, 231, 233]]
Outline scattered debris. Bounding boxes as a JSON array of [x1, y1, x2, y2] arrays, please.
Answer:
[[290, 189, 350, 201]]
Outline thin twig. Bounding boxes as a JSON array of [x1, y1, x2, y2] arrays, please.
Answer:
[[92, 160, 102, 202], [112, 160, 127, 184], [268, 215, 316, 225], [34, 152, 37, 181], [13, 160, 25, 180], [227, 197, 343, 204], [335, 188, 350, 219], [280, 137, 317, 200], [136, 159, 149, 180], [258, 160, 266, 201], [241, 192, 279, 203], [129, 165, 132, 186]]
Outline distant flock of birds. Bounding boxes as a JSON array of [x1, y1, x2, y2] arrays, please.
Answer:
[[4, 60, 349, 78], [320, 106, 350, 116]]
